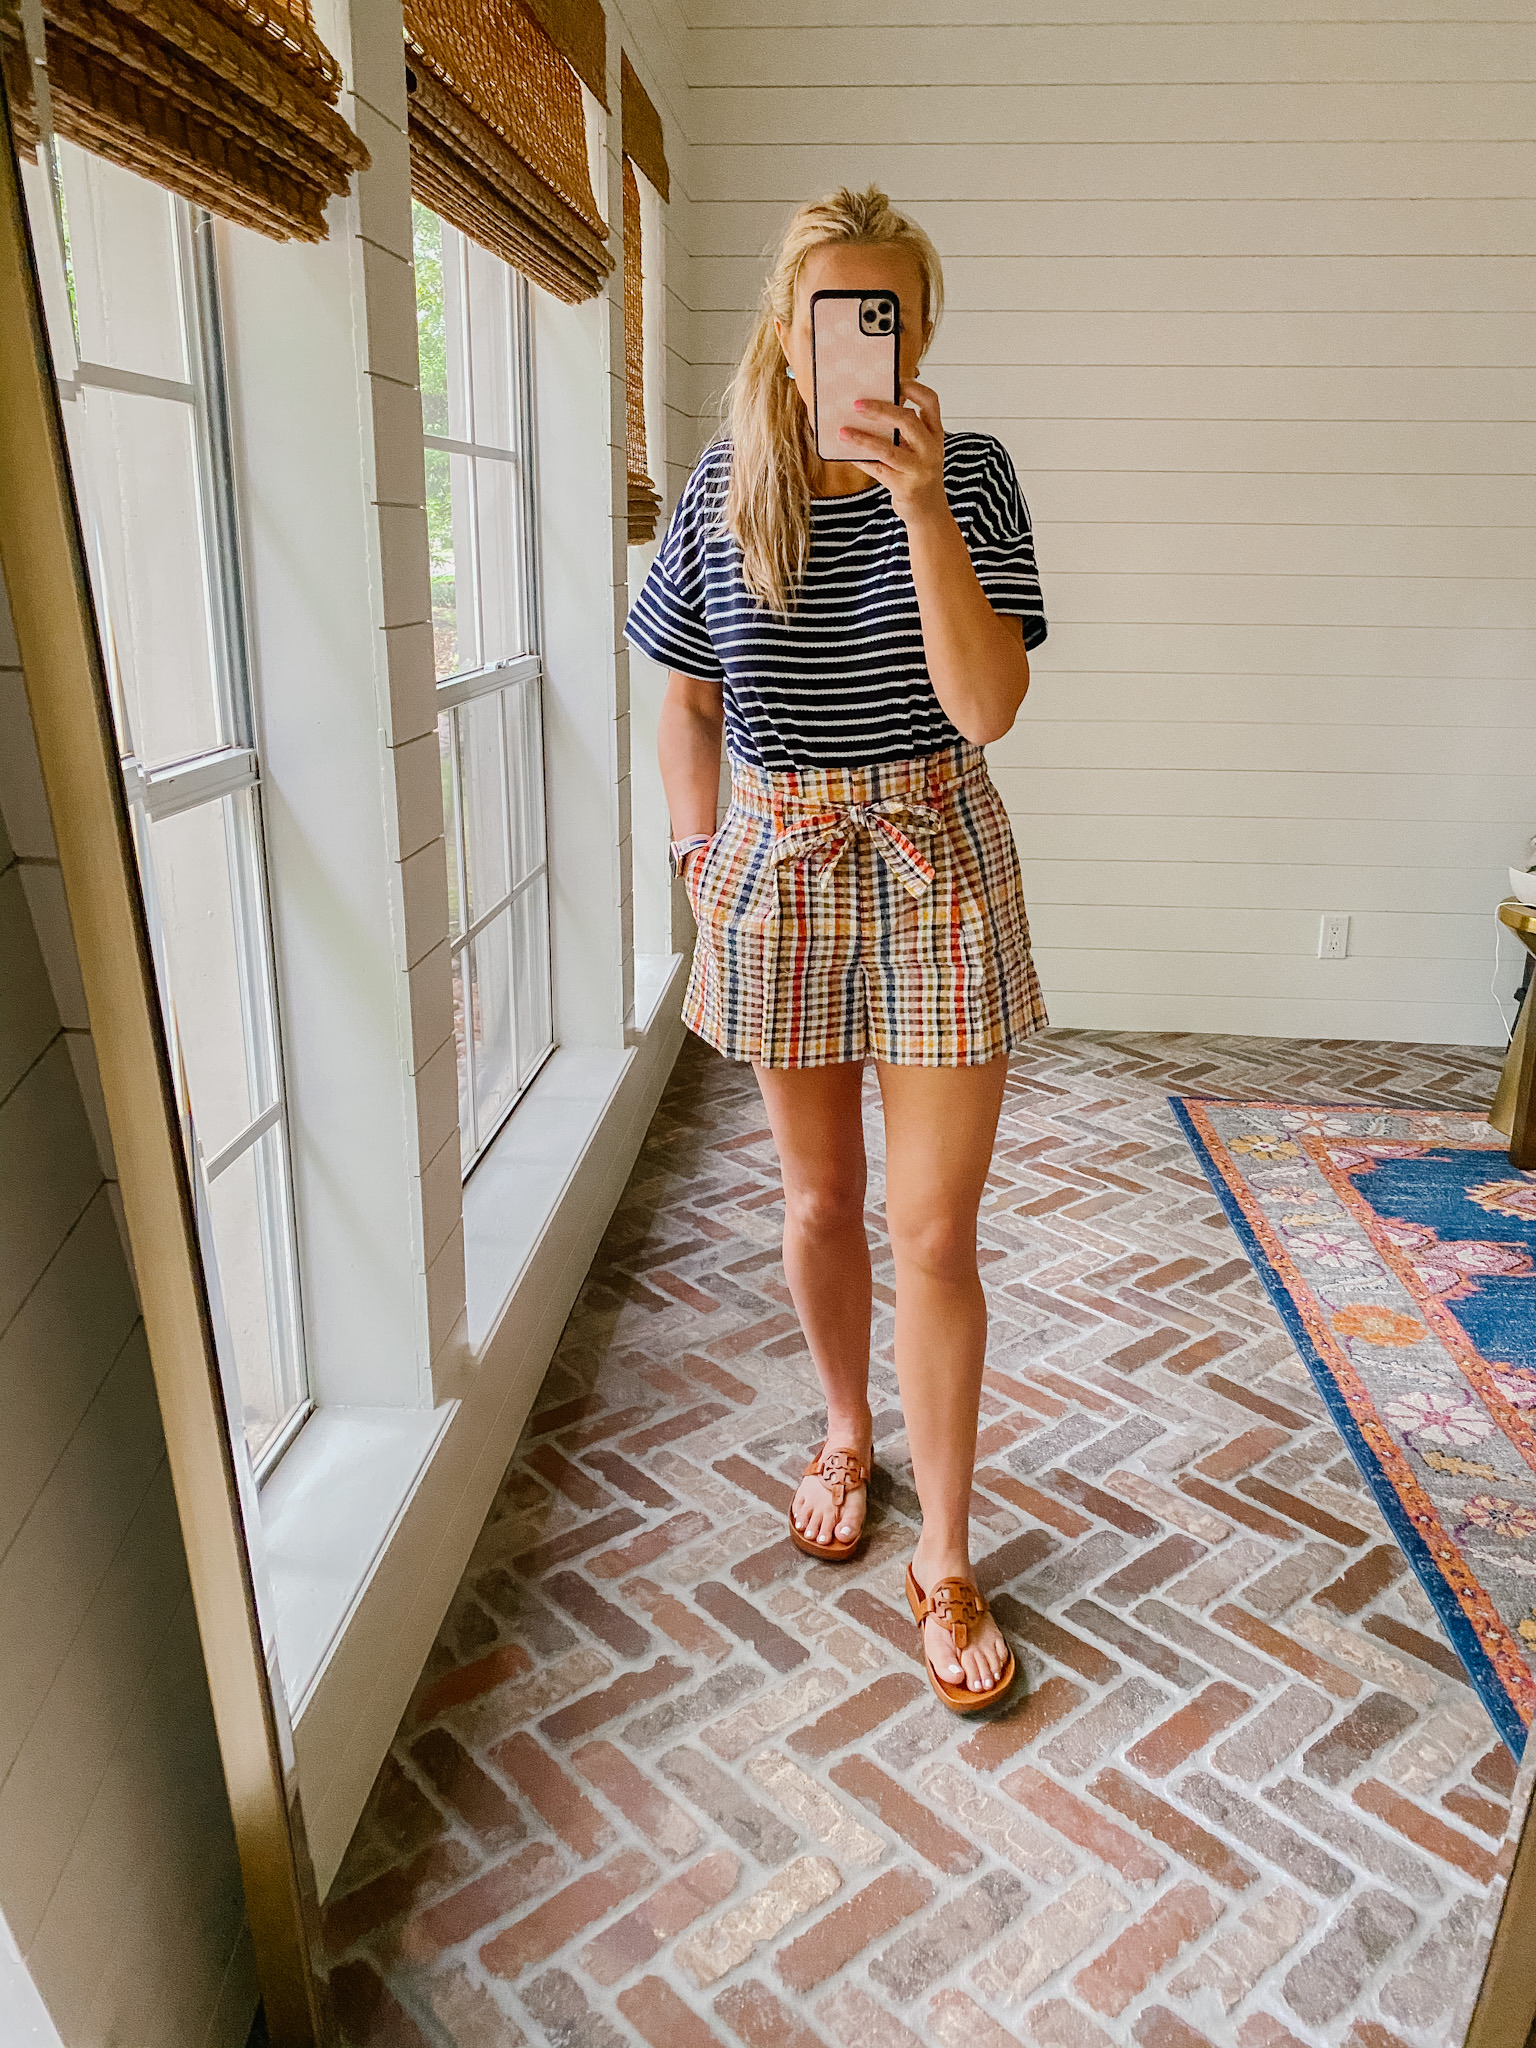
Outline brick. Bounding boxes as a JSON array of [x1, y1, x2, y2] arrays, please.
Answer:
[[419, 1960, 527, 2046], [1235, 1477, 1369, 1547], [1313, 1545, 1405, 1616], [481, 1848, 656, 1980], [1302, 1691, 1418, 1785], [619, 1403, 731, 1455], [927, 1988, 1030, 2048], [776, 1867, 935, 1992], [1161, 1332, 1243, 1377], [816, 1983, 926, 2048], [1378, 1896, 1487, 2031], [829, 1755, 983, 1874], [715, 1979, 827, 2048], [1103, 1470, 1231, 1543], [412, 1642, 534, 1722], [1210, 1686, 1334, 1779], [590, 1511, 713, 1578], [1041, 1468, 1160, 1537], [1264, 1778, 1442, 1901], [584, 1447, 678, 1507], [1242, 1543, 1346, 1619], [705, 1667, 846, 1761], [1133, 2012, 1217, 2048], [747, 1750, 886, 1866], [920, 1762, 1076, 1881], [694, 1580, 809, 1670], [519, 1969, 627, 2048], [972, 1875, 1127, 2003], [1442, 1785, 1507, 1838], [513, 1509, 645, 1577], [957, 1674, 1088, 1772], [1347, 2026, 1412, 2048], [409, 1727, 525, 1847], [1022, 1533, 1129, 1608], [1165, 1538, 1273, 1613], [623, 1666, 765, 1749], [1023, 1999, 1118, 2048], [1212, 1606, 1361, 1699], [788, 1672, 925, 1757], [1202, 1375, 1310, 1429], [1125, 1682, 1252, 1774], [1106, 1327, 1186, 1372], [579, 1850, 740, 1984], [324, 1837, 477, 1956], [980, 1469, 1093, 1536], [1065, 1602, 1207, 1687], [1001, 1766, 1166, 1884], [870, 1869, 1029, 2001], [1235, 2018, 1311, 2048], [1362, 1613, 1472, 1685], [527, 1444, 614, 1510], [538, 1657, 692, 1744], [1281, 1890, 1419, 2025], [624, 1577, 733, 1661], [992, 1599, 1121, 1683], [1038, 1678, 1169, 1778], [1087, 1769, 1258, 1891], [977, 1527, 1057, 1592], [1168, 1888, 1317, 2012], [714, 1453, 798, 1513], [1097, 1537, 1206, 1607], [1474, 1744, 1519, 1797], [676, 1857, 842, 1987], [733, 1535, 804, 1590], [1381, 1694, 1490, 1792], [543, 1570, 653, 1657], [570, 1740, 703, 1861], [1196, 1427, 1290, 1481], [618, 1976, 729, 2048], [329, 1958, 433, 2048], [1129, 1600, 1275, 1689], [1178, 1476, 1294, 1539], [396, 1843, 564, 1964], [1189, 1257, 1252, 1294], [1176, 1772, 1350, 1895], [656, 1745, 796, 1866], [1351, 1777, 1498, 1882], [837, 1588, 925, 1664], [1073, 1881, 1222, 2017]]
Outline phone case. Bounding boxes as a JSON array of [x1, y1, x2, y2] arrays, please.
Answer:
[[810, 290, 901, 464]]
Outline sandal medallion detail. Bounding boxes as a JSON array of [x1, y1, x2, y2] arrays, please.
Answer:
[[788, 1445, 870, 1562], [905, 1561, 1016, 1712]]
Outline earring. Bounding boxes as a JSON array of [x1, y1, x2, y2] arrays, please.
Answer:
[[785, 365, 795, 381]]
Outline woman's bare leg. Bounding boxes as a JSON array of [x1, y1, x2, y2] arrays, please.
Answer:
[[878, 1057, 1010, 1693], [755, 1062, 874, 1546]]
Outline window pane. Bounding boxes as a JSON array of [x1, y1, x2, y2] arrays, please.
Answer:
[[475, 454, 525, 664], [71, 386, 223, 766], [451, 944, 473, 1159], [439, 709, 464, 941], [426, 447, 482, 681], [58, 141, 188, 384], [512, 874, 552, 1090], [506, 675, 546, 888], [461, 691, 510, 925], [469, 912, 515, 1146], [148, 791, 277, 1164], [413, 202, 448, 438], [465, 236, 515, 452], [206, 1123, 304, 1463]]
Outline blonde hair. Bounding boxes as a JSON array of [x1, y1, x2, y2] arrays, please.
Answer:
[[723, 185, 943, 614]]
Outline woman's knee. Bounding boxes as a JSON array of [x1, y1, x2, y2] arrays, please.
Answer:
[[887, 1204, 978, 1283], [783, 1173, 866, 1239]]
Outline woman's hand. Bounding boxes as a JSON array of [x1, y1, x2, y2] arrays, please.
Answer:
[[837, 380, 949, 528]]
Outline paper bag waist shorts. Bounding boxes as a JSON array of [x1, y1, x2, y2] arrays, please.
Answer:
[[683, 738, 1048, 1069]]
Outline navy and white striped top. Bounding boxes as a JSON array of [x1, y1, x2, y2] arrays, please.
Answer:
[[624, 431, 1047, 771]]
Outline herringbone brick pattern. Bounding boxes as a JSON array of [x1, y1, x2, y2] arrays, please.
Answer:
[[325, 1028, 1523, 2048]]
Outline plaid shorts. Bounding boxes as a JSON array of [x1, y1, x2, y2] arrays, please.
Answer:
[[684, 739, 1048, 1068]]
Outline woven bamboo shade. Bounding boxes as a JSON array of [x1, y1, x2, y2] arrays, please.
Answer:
[[404, 0, 612, 306], [0, 0, 368, 241], [620, 51, 665, 202], [623, 155, 658, 545], [521, 0, 604, 107]]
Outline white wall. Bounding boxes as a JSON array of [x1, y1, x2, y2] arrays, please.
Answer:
[[0, 588, 253, 2047], [681, 0, 1536, 1045]]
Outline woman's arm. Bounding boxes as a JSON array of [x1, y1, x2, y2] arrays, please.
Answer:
[[659, 670, 726, 856], [839, 384, 1031, 746]]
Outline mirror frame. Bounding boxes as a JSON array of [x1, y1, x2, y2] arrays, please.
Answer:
[[0, 74, 333, 2048]]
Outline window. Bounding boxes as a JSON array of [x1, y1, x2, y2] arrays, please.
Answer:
[[29, 142, 308, 1473], [413, 204, 554, 1173]]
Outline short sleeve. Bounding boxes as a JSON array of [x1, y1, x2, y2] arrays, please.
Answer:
[[962, 438, 1048, 652], [624, 448, 728, 682]]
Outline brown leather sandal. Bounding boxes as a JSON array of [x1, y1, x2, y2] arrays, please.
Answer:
[[905, 1562, 1016, 1713], [788, 1445, 871, 1561]]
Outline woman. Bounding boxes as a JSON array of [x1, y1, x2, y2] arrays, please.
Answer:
[[626, 186, 1047, 1712]]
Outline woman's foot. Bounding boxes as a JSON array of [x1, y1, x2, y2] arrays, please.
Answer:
[[791, 1414, 873, 1550], [909, 1538, 1011, 1696]]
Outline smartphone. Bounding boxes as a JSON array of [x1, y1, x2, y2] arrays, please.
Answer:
[[810, 289, 901, 465]]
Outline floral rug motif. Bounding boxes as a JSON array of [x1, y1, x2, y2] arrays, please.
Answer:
[[1172, 1097, 1536, 1755]]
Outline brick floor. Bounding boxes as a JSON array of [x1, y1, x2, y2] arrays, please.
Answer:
[[325, 1028, 1523, 2046]]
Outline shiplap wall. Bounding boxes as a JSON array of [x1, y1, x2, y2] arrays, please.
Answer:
[[678, 0, 1535, 1045]]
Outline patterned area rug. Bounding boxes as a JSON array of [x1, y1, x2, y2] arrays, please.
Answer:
[[1173, 1097, 1536, 1756]]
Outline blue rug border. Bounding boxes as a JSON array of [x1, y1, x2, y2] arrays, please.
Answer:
[[1168, 1093, 1528, 1758]]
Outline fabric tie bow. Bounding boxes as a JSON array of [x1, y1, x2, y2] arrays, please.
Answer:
[[770, 793, 941, 899]]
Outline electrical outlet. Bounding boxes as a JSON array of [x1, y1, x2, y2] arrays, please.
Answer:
[[1319, 913, 1350, 960]]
